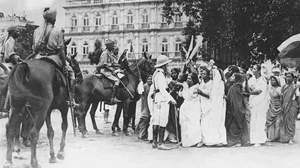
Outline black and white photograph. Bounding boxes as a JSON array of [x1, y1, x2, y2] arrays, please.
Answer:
[[1, 0, 300, 168]]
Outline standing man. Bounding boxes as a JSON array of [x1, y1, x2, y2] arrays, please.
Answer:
[[152, 55, 176, 150], [97, 39, 121, 104]]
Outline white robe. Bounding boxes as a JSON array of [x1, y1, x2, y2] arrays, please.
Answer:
[[179, 83, 202, 147], [249, 76, 269, 144], [200, 70, 227, 145]]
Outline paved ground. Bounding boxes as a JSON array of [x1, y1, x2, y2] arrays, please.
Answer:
[[1, 102, 300, 168]]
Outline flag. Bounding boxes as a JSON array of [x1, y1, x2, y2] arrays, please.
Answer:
[[187, 36, 203, 62], [278, 41, 300, 67], [186, 35, 194, 60], [277, 33, 300, 52]]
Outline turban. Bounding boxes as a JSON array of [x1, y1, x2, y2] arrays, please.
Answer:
[[105, 39, 114, 47], [43, 8, 57, 20], [7, 25, 18, 32]]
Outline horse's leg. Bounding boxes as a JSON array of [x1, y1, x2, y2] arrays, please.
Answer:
[[123, 100, 131, 136], [130, 102, 137, 132], [30, 101, 52, 168], [4, 102, 25, 168], [57, 104, 68, 160], [77, 101, 91, 138], [111, 102, 123, 136], [90, 101, 102, 134], [21, 110, 32, 147], [45, 110, 56, 163]]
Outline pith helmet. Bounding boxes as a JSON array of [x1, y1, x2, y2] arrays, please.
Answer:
[[154, 55, 172, 68]]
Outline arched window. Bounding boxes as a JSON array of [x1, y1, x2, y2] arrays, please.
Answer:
[[127, 10, 133, 24], [175, 38, 182, 57], [95, 12, 101, 31], [83, 41, 89, 58], [142, 39, 148, 53], [112, 11, 118, 25], [71, 42, 77, 55], [71, 14, 78, 32], [83, 13, 90, 32], [161, 38, 168, 54]]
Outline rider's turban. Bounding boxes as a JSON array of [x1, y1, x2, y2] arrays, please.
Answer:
[[105, 39, 114, 47], [43, 8, 57, 20]]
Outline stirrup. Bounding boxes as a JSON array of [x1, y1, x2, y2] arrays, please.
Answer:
[[67, 100, 79, 108], [110, 97, 121, 103]]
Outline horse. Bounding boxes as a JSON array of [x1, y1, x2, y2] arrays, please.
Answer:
[[3, 53, 82, 168], [74, 53, 155, 137]]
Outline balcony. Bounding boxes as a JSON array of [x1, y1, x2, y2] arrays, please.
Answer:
[[94, 26, 101, 32], [70, 27, 78, 33], [175, 52, 181, 57], [141, 23, 149, 29], [109, 0, 120, 2], [94, 0, 103, 3], [174, 22, 183, 28], [66, 0, 91, 6], [161, 23, 168, 29], [126, 24, 134, 30], [82, 26, 90, 32], [111, 25, 119, 30]]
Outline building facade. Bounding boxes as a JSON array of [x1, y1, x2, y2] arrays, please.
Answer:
[[0, 13, 34, 37], [63, 0, 189, 72]]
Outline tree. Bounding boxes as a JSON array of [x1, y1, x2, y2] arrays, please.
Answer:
[[163, 0, 300, 64], [16, 24, 38, 60]]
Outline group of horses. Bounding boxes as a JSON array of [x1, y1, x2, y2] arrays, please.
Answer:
[[3, 40, 156, 168]]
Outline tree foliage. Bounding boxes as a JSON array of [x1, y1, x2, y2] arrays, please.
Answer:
[[16, 24, 38, 60], [163, 0, 300, 64]]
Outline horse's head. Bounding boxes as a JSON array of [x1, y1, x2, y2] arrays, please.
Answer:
[[138, 53, 155, 80], [118, 49, 129, 70], [67, 52, 83, 84]]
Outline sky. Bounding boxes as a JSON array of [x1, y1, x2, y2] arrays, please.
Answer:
[[0, 0, 65, 28]]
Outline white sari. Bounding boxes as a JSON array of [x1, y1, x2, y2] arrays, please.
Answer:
[[201, 69, 227, 145], [249, 76, 269, 144], [179, 82, 202, 147]]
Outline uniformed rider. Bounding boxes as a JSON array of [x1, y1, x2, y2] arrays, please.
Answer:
[[152, 55, 177, 150], [96, 39, 121, 104]]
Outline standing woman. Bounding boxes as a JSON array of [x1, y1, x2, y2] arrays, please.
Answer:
[[248, 64, 269, 147], [266, 76, 282, 142], [226, 73, 249, 147], [179, 72, 202, 147], [280, 72, 299, 144], [198, 68, 212, 147], [204, 68, 227, 146]]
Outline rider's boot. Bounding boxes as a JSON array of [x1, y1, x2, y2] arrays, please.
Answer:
[[110, 85, 121, 104]]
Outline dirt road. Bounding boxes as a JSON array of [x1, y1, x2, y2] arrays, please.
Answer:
[[1, 103, 300, 168]]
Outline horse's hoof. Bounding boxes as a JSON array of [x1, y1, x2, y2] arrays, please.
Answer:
[[57, 152, 65, 160], [31, 164, 42, 168], [49, 157, 57, 163], [96, 130, 103, 134], [3, 162, 13, 168], [82, 134, 88, 138], [23, 140, 31, 147], [112, 132, 118, 136], [117, 128, 122, 132], [125, 132, 132, 136]]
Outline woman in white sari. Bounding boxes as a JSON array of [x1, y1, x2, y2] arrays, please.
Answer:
[[179, 72, 202, 147], [248, 64, 269, 147], [199, 68, 227, 146]]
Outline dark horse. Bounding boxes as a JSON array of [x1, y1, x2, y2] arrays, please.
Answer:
[[4, 54, 82, 168], [74, 53, 155, 137]]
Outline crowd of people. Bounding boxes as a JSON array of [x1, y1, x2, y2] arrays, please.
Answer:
[[136, 55, 300, 150]]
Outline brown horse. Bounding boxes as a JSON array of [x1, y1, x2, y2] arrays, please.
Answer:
[[4, 54, 82, 168], [74, 54, 155, 137]]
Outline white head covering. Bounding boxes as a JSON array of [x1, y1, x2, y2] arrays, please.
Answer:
[[43, 8, 57, 20]]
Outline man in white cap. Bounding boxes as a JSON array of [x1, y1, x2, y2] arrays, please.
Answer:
[[33, 7, 66, 69], [152, 55, 176, 150], [97, 39, 121, 104]]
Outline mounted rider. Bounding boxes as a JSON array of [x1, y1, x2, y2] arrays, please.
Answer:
[[0, 25, 22, 69], [96, 39, 121, 104], [33, 8, 67, 70]]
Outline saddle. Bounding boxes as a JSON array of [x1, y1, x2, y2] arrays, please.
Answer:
[[93, 72, 129, 89], [39, 57, 67, 87]]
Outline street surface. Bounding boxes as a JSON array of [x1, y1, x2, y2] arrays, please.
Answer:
[[1, 101, 300, 168]]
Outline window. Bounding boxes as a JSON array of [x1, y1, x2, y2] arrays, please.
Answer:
[[112, 11, 118, 25], [161, 15, 168, 28], [142, 39, 148, 53], [83, 42, 89, 56], [127, 10, 133, 24], [83, 13, 90, 32], [142, 9, 148, 23], [96, 17, 101, 26], [71, 43, 77, 55], [71, 15, 78, 32], [175, 14, 181, 22], [161, 38, 168, 53], [175, 38, 182, 57], [162, 15, 167, 23]]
